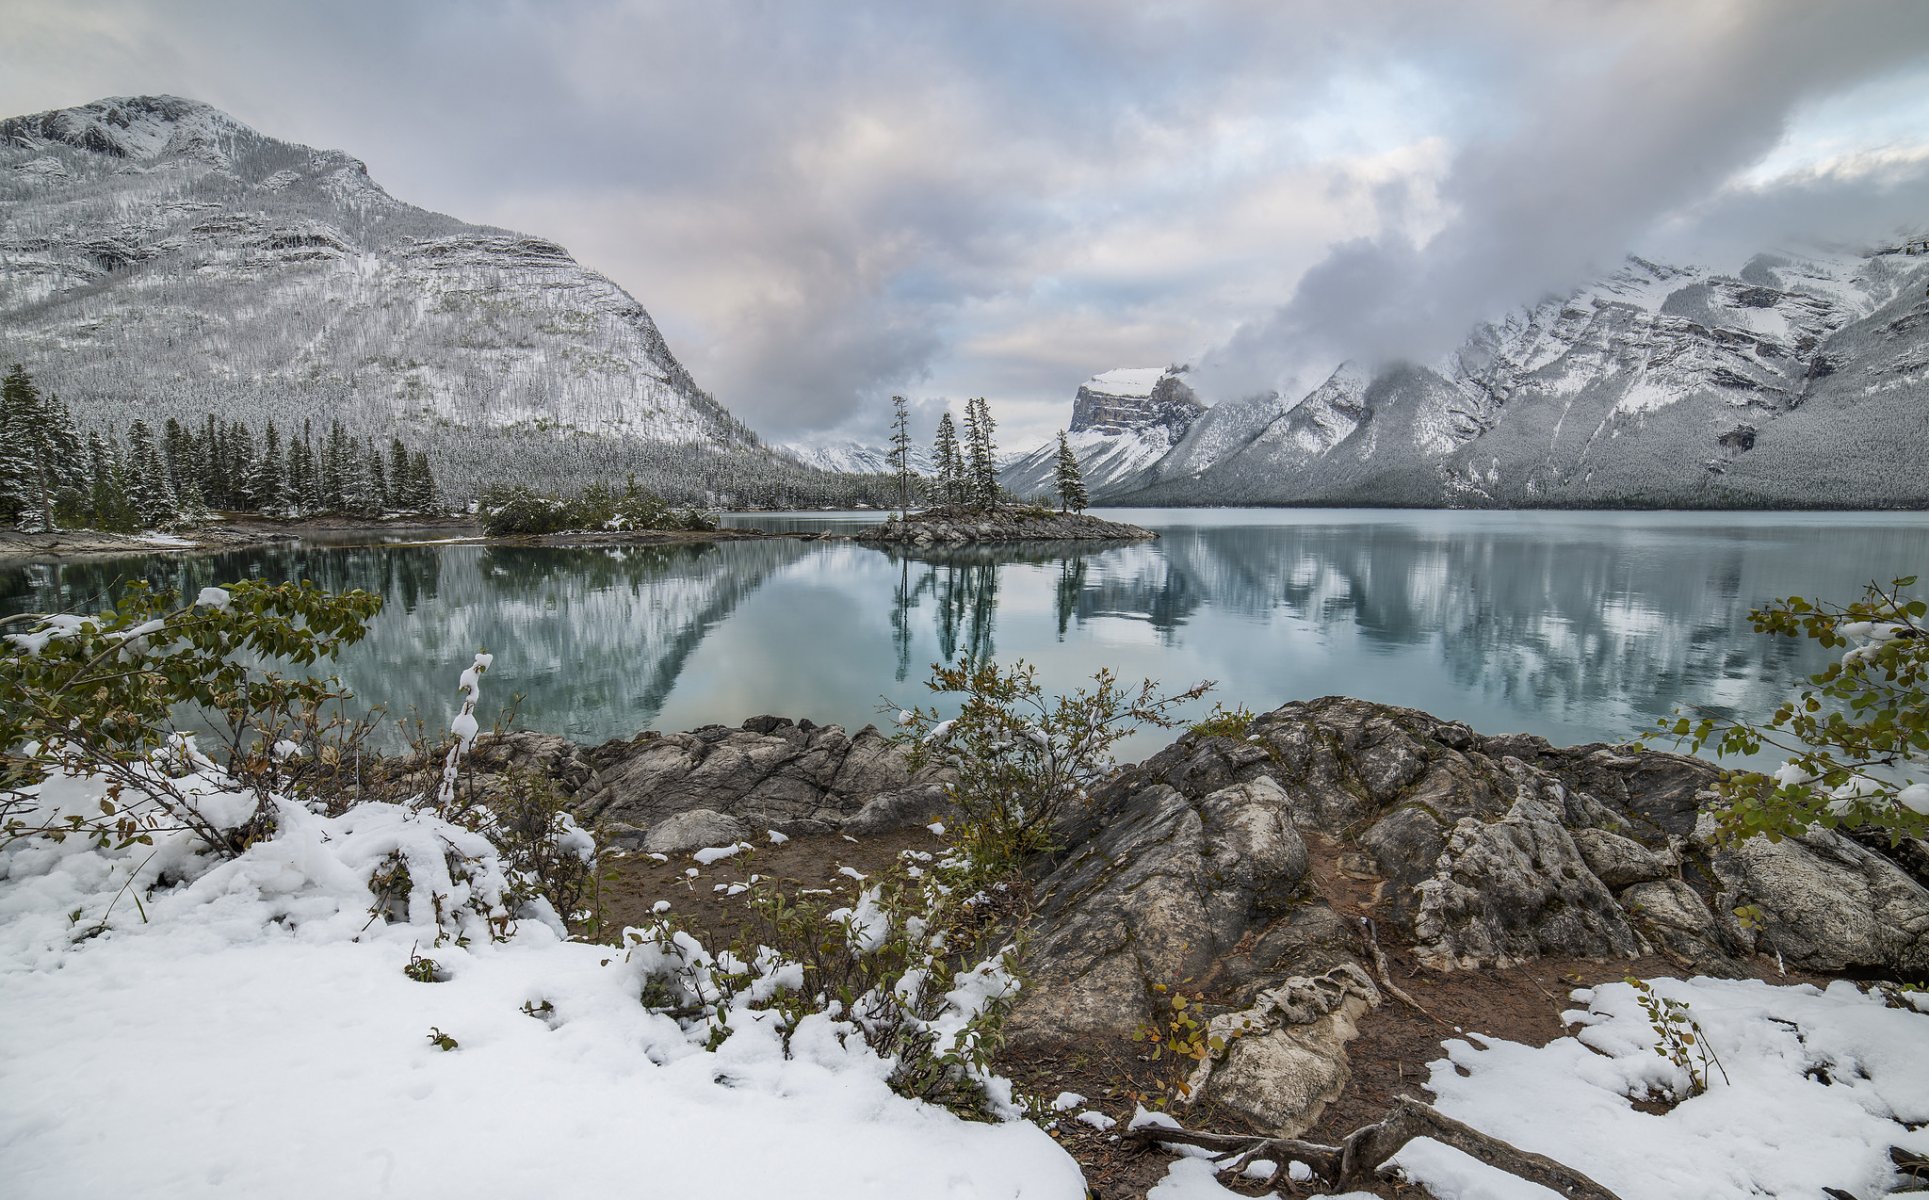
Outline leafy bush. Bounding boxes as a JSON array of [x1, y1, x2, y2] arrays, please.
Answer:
[[1660, 576, 1926, 844], [2, 580, 381, 855], [895, 659, 1212, 868]]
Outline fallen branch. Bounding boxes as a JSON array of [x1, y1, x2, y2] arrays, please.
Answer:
[[1129, 1096, 1624, 1200]]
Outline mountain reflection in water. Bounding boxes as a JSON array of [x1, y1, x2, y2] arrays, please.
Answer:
[[4, 510, 1920, 763]]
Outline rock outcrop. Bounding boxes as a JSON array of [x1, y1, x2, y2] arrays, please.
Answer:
[[1004, 695, 1929, 1133], [414, 697, 1928, 1137], [854, 505, 1156, 545]]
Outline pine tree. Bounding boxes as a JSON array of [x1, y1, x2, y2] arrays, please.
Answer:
[[124, 420, 179, 528], [85, 431, 135, 531], [250, 421, 288, 514], [410, 450, 437, 512], [388, 437, 412, 510], [932, 410, 964, 507], [367, 439, 389, 514], [1, 366, 60, 532], [963, 397, 999, 509], [323, 422, 350, 511], [1054, 430, 1088, 513], [889, 395, 913, 515]]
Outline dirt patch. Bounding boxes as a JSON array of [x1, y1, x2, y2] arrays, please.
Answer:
[[592, 824, 952, 950]]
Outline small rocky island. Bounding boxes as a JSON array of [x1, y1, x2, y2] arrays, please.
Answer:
[[855, 503, 1157, 545]]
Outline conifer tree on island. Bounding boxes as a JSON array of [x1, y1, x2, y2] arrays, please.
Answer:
[[962, 396, 999, 509], [1053, 430, 1087, 513], [932, 410, 965, 506], [889, 393, 914, 515]]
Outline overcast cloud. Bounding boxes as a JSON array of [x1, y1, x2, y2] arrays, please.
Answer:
[[4, 1, 1926, 446]]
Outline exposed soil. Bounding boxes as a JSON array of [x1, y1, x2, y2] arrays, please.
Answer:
[[594, 825, 953, 952]]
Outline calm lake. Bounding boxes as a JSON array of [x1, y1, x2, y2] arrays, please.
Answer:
[[5, 509, 1923, 763]]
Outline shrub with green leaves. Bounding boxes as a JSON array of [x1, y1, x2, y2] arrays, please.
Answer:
[[2, 580, 381, 855], [896, 659, 1211, 868], [1659, 576, 1926, 845]]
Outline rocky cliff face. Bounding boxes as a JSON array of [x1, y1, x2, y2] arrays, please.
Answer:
[[999, 367, 1206, 500], [0, 96, 759, 476], [1114, 249, 1929, 508]]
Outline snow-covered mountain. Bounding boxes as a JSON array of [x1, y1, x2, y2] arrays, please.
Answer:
[[1114, 248, 1929, 508], [778, 440, 937, 477], [0, 95, 762, 479], [998, 366, 1205, 500]]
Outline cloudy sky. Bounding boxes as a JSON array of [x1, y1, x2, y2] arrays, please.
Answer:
[[6, 0, 1927, 448]]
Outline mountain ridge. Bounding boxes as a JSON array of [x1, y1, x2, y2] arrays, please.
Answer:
[[1107, 245, 1929, 508], [0, 94, 780, 497]]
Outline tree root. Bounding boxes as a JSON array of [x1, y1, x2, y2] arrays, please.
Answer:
[[1128, 1096, 1625, 1199], [1358, 916, 1444, 1026]]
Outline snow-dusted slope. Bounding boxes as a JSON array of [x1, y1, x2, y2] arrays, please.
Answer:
[[999, 366, 1205, 500], [1116, 247, 1929, 507], [778, 441, 937, 477], [0, 96, 757, 454]]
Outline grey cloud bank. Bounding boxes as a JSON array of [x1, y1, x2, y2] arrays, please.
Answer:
[[4, 0, 1926, 445]]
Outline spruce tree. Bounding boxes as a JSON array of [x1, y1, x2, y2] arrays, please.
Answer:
[[410, 450, 437, 512], [1054, 430, 1088, 512], [250, 422, 288, 515], [124, 420, 179, 528], [932, 410, 964, 507], [388, 437, 412, 510], [963, 397, 999, 509]]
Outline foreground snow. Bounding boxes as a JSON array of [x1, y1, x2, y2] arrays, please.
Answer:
[[0, 772, 1083, 1200], [1140, 973, 1929, 1200], [1399, 975, 1929, 1199]]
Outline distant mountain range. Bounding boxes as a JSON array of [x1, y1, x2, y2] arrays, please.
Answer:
[[1102, 251, 1929, 508], [5, 96, 1922, 510]]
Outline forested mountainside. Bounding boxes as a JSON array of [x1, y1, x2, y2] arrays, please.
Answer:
[[0, 95, 893, 505], [1110, 249, 1929, 508], [998, 367, 1203, 501]]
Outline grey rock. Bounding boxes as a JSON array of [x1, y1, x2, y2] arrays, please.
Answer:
[[842, 786, 959, 836], [575, 718, 940, 836], [1183, 964, 1380, 1136], [1007, 776, 1315, 1048], [1701, 815, 1929, 976], [642, 809, 752, 855], [853, 505, 1158, 545], [600, 822, 650, 852], [1573, 826, 1678, 888], [1410, 762, 1644, 969]]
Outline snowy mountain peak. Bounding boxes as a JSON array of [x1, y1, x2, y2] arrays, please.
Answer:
[[0, 95, 765, 490], [1, 95, 258, 163], [1000, 365, 1206, 500]]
